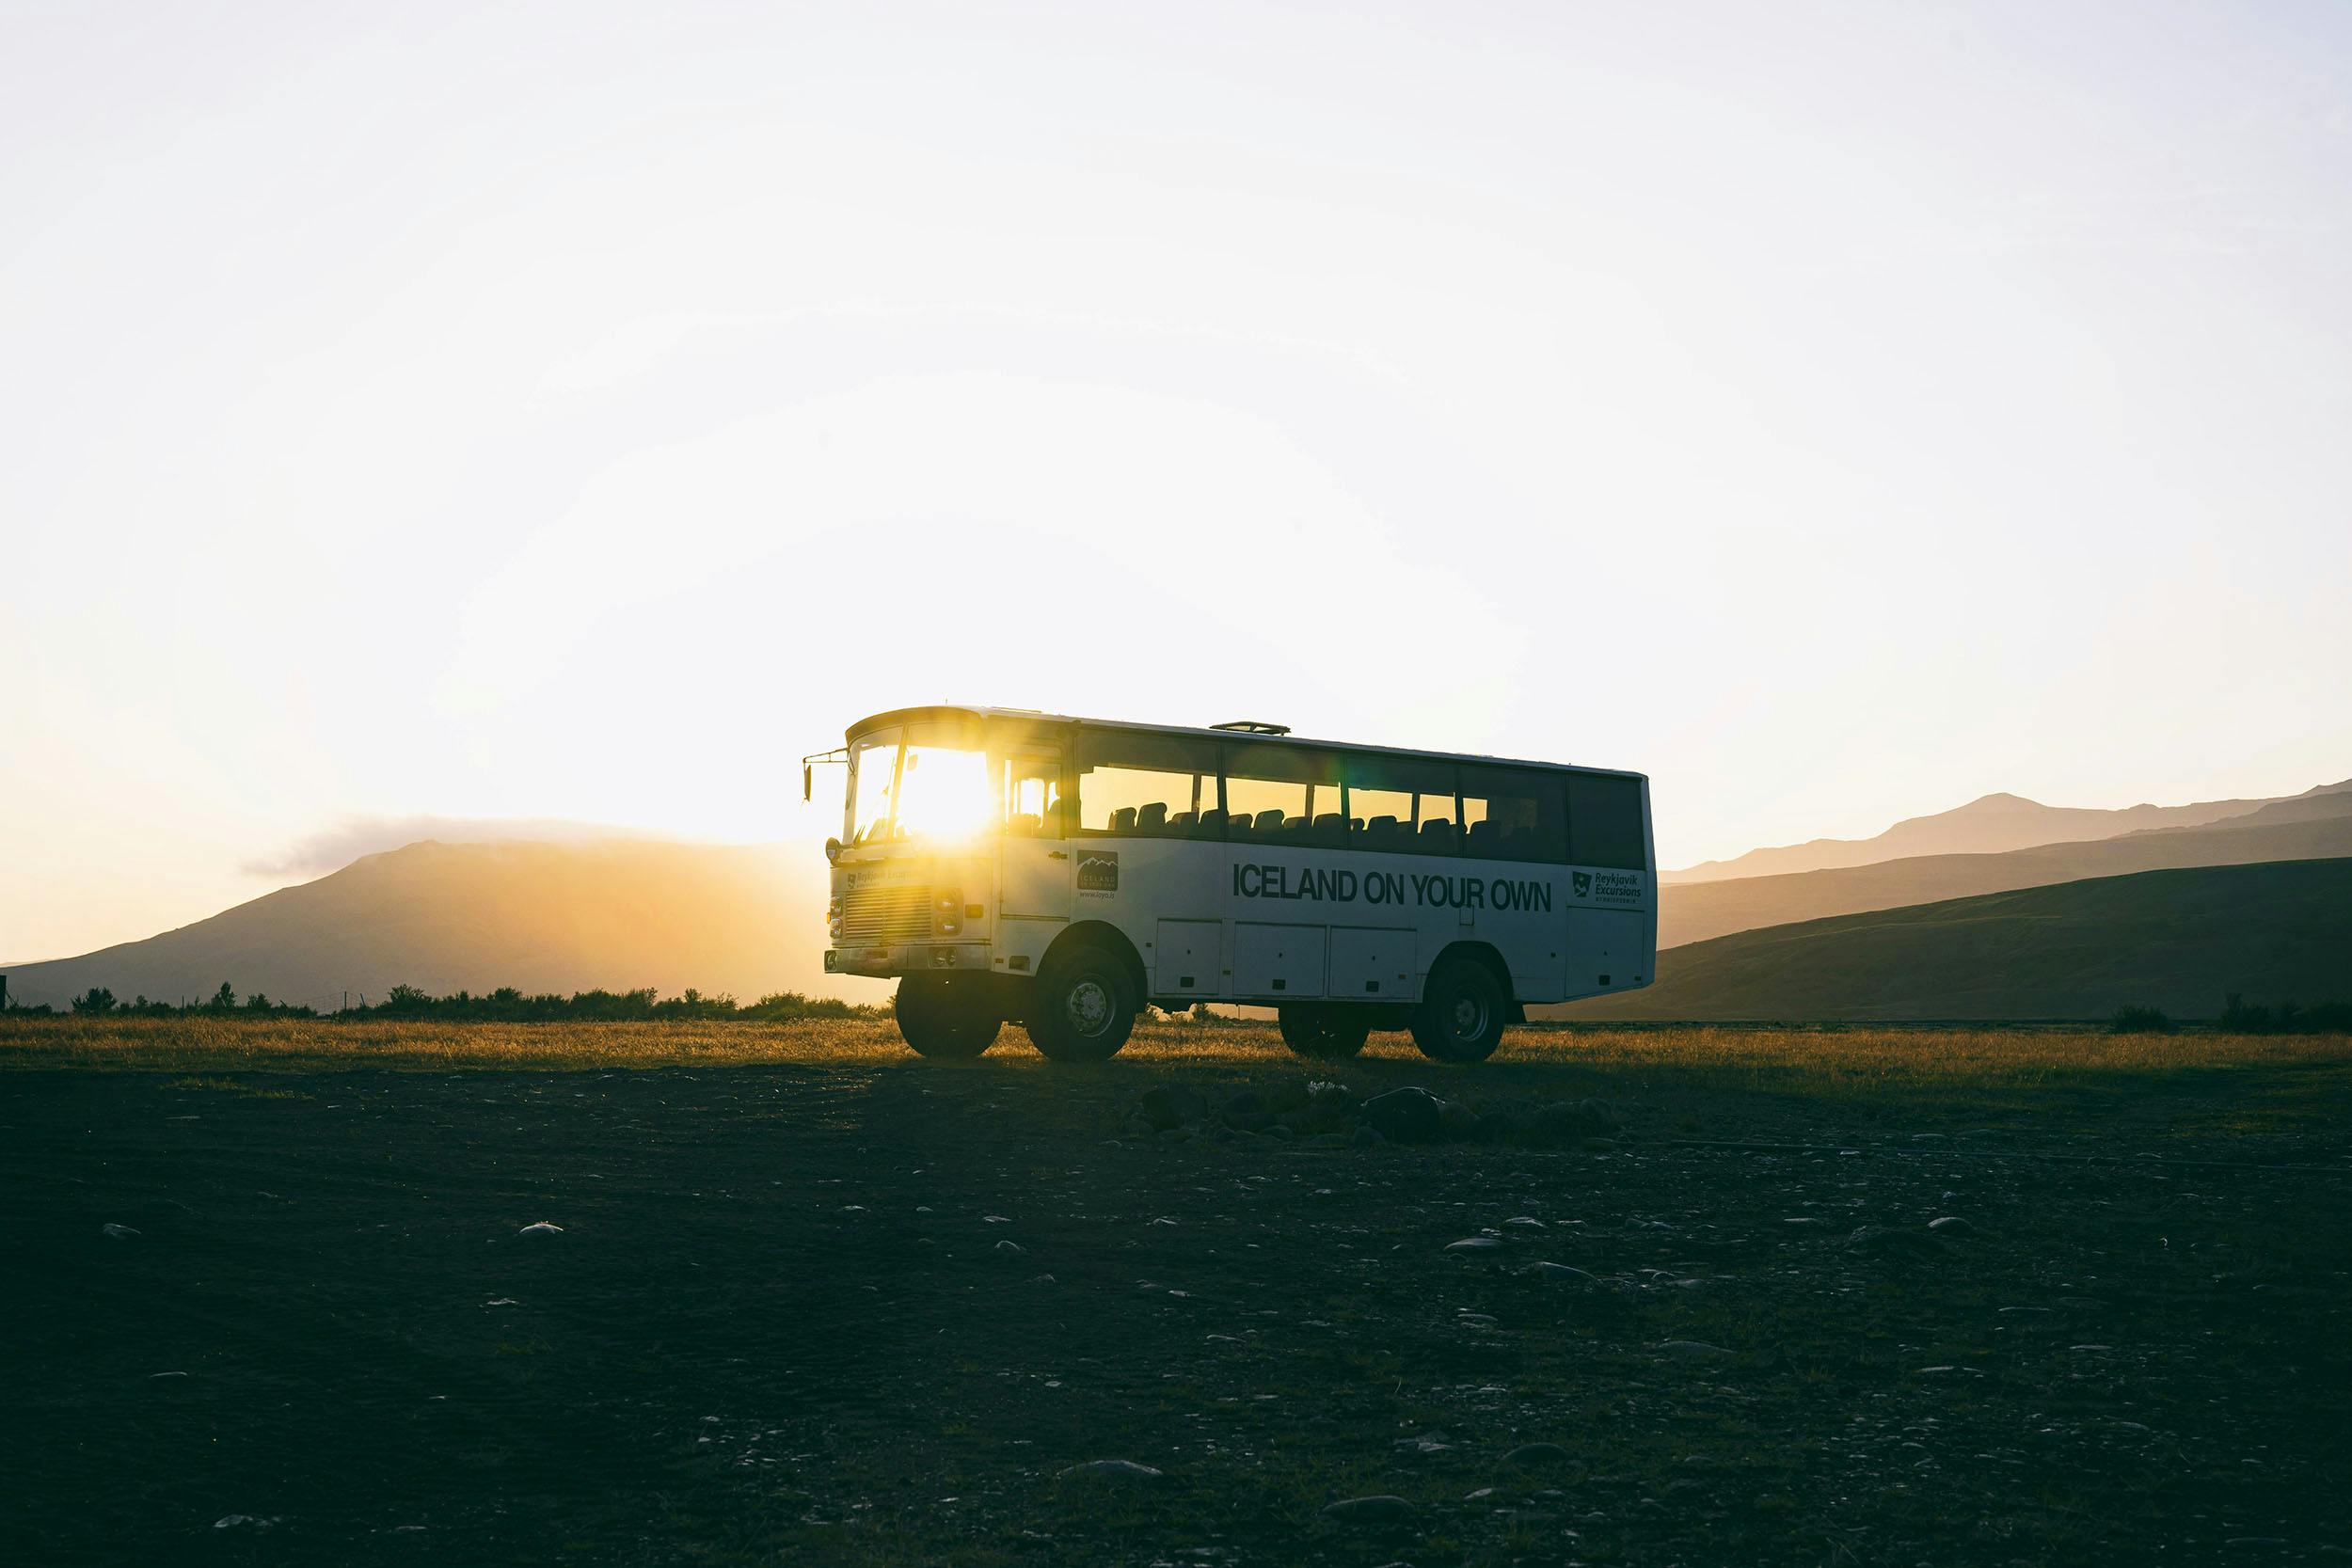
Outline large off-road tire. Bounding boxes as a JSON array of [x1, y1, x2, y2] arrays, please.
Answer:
[[1278, 1004, 1372, 1061], [895, 975, 1002, 1060], [1024, 943, 1137, 1063], [1409, 959, 1508, 1064]]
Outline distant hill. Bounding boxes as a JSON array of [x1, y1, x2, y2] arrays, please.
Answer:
[[0, 840, 848, 1010], [1661, 786, 2313, 884], [1660, 788, 2352, 948], [1551, 859, 2352, 1022]]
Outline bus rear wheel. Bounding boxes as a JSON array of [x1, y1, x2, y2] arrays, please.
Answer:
[[1025, 944, 1136, 1063], [1278, 1005, 1371, 1060], [1410, 959, 1507, 1064], [895, 975, 1002, 1059]]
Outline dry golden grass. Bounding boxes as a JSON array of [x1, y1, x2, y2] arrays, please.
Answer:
[[3, 1013, 2344, 1086]]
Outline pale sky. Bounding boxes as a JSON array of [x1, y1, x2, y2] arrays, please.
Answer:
[[6, 0, 2350, 963]]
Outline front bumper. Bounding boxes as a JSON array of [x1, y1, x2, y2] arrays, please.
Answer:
[[825, 942, 993, 978]]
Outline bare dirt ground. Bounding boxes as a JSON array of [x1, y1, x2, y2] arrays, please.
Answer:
[[5, 1020, 2348, 1566]]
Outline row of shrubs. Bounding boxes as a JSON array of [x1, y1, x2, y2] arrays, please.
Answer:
[[2108, 993, 2352, 1034], [356, 986, 884, 1022], [15, 983, 884, 1022]]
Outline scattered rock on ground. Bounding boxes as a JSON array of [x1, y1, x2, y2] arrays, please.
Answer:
[[1445, 1236, 1505, 1254], [1323, 1495, 1415, 1524], [1847, 1225, 1944, 1257], [517, 1221, 564, 1238], [1361, 1087, 1445, 1144], [1350, 1124, 1385, 1149], [1134, 1085, 1206, 1132], [1506, 1442, 1572, 1468], [1929, 1215, 1977, 1235], [1058, 1459, 1164, 1481], [101, 1224, 139, 1240], [1660, 1339, 1734, 1361], [1525, 1261, 1597, 1284]]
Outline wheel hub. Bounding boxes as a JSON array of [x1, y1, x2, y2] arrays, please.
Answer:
[[1066, 978, 1111, 1036]]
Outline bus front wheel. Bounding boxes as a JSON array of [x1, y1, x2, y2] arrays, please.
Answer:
[[1410, 960, 1507, 1064], [1278, 1005, 1371, 1060], [1025, 944, 1137, 1063], [895, 975, 1002, 1059]]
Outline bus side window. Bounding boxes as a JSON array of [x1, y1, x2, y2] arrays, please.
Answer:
[[1075, 731, 1218, 836], [1459, 767, 1566, 863], [1342, 754, 1457, 855], [1567, 773, 1646, 868], [1001, 755, 1065, 838], [1223, 742, 1343, 847]]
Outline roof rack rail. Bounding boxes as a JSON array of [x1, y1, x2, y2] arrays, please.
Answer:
[[1210, 720, 1292, 736]]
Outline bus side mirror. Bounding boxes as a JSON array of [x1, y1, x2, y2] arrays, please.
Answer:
[[824, 837, 842, 863], [803, 764, 813, 803]]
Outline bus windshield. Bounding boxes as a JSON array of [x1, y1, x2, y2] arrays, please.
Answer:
[[847, 722, 993, 846]]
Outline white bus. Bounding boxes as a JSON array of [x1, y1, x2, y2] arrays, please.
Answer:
[[809, 707, 1654, 1064]]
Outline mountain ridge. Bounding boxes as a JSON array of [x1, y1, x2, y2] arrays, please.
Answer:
[[0, 838, 849, 1010], [1661, 784, 2321, 884], [1553, 859, 2352, 1022], [1659, 788, 2352, 948]]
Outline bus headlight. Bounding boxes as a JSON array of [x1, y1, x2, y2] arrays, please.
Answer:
[[934, 889, 962, 937]]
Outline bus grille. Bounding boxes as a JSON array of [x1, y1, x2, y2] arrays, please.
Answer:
[[839, 884, 934, 942]]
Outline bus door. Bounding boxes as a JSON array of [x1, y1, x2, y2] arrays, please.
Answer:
[[997, 752, 1072, 923]]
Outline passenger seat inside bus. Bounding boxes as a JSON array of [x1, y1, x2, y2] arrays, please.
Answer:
[[1136, 802, 1168, 833], [1111, 806, 1137, 833], [1468, 819, 1499, 854]]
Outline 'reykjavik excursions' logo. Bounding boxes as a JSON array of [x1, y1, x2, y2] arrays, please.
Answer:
[[1572, 871, 1592, 898], [1077, 851, 1120, 893]]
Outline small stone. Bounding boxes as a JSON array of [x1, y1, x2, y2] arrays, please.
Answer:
[[1438, 1101, 1483, 1140], [1846, 1225, 1941, 1257], [1507, 1442, 1572, 1468], [1444, 1236, 1505, 1254], [1134, 1086, 1206, 1131], [1660, 1339, 1734, 1361], [994, 1240, 1025, 1256], [1503, 1215, 1547, 1229], [1323, 1495, 1415, 1523], [517, 1221, 564, 1237], [1928, 1216, 1976, 1235], [1531, 1100, 1612, 1143], [1349, 1124, 1385, 1149], [1058, 1459, 1164, 1481], [1361, 1087, 1445, 1144], [1223, 1088, 1264, 1117], [1456, 1312, 1499, 1327], [1525, 1261, 1597, 1284], [101, 1224, 140, 1240]]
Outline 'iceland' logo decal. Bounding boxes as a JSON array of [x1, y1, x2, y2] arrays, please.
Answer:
[[1077, 852, 1120, 893]]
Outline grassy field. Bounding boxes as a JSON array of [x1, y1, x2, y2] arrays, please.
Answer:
[[6, 1017, 2347, 1565], [9, 1012, 2349, 1081]]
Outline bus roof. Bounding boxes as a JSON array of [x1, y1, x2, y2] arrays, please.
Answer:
[[843, 705, 1646, 782]]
